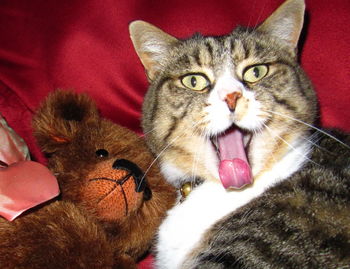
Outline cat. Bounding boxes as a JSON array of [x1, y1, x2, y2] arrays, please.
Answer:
[[129, 0, 350, 268]]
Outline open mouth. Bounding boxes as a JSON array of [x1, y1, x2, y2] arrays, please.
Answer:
[[212, 126, 253, 189]]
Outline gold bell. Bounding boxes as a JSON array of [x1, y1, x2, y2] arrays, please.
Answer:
[[180, 182, 192, 199]]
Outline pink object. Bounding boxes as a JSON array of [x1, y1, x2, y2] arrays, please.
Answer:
[[218, 128, 252, 189], [0, 114, 59, 221], [0, 161, 59, 221]]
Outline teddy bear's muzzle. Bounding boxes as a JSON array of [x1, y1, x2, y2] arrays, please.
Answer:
[[81, 159, 151, 222], [112, 159, 146, 192]]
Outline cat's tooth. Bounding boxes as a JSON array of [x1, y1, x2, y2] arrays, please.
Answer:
[[243, 133, 252, 148], [211, 138, 221, 159], [212, 138, 218, 149]]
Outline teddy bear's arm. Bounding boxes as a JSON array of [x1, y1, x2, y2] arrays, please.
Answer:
[[0, 200, 117, 268]]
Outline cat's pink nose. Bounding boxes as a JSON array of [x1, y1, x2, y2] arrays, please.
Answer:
[[225, 92, 242, 111]]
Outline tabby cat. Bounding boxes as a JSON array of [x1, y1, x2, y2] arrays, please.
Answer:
[[129, 0, 350, 268]]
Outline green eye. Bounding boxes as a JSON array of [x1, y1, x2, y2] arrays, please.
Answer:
[[243, 65, 269, 83], [181, 73, 210, 91]]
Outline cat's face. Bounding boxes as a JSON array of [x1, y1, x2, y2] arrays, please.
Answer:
[[130, 0, 317, 189], [152, 30, 304, 134]]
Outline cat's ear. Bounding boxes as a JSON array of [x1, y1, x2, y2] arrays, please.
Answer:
[[257, 0, 305, 48], [129, 21, 179, 81]]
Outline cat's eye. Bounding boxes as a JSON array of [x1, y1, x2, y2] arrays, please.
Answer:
[[181, 73, 210, 91], [243, 65, 269, 83]]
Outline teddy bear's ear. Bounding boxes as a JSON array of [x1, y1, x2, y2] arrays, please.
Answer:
[[32, 90, 99, 153]]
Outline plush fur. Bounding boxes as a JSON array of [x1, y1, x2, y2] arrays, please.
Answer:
[[0, 90, 176, 269]]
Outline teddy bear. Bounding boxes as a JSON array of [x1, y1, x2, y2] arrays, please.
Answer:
[[0, 90, 176, 269]]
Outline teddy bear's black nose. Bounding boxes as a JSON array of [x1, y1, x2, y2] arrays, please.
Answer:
[[112, 159, 147, 193]]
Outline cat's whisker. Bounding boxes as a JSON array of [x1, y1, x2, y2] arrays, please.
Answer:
[[300, 132, 334, 154], [263, 123, 320, 167], [140, 120, 209, 186], [264, 109, 350, 150], [189, 124, 205, 185], [140, 125, 159, 137], [137, 119, 207, 190], [245, 0, 258, 33], [138, 124, 195, 190], [251, 0, 268, 31], [264, 110, 335, 154], [261, 127, 281, 165], [188, 121, 214, 186], [140, 124, 168, 137]]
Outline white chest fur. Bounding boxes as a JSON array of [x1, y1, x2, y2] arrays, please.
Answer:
[[155, 181, 265, 269], [155, 140, 311, 269]]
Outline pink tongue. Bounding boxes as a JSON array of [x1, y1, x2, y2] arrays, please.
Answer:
[[218, 128, 252, 189]]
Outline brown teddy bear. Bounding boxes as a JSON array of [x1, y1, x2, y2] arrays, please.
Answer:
[[0, 90, 176, 268]]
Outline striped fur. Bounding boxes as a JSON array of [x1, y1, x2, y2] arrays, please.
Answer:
[[129, 0, 350, 268], [184, 131, 350, 269]]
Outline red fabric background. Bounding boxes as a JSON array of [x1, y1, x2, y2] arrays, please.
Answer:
[[0, 1, 349, 268]]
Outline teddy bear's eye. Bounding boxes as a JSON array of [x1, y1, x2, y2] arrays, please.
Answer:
[[95, 149, 109, 158]]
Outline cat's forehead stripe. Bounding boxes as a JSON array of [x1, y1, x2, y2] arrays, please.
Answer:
[[178, 54, 191, 67], [193, 48, 202, 67], [147, 76, 172, 124], [204, 40, 214, 56], [192, 39, 216, 68]]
